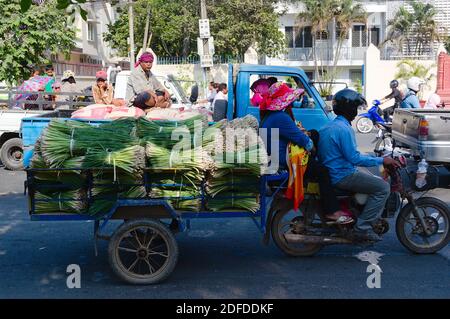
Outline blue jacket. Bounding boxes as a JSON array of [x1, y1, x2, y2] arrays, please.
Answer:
[[260, 111, 313, 169], [400, 90, 421, 109], [318, 116, 384, 184]]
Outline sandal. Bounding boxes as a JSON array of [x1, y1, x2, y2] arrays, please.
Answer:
[[325, 213, 354, 225]]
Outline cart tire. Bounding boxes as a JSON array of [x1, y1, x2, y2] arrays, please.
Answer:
[[0, 138, 24, 171], [108, 219, 178, 285], [271, 205, 322, 257]]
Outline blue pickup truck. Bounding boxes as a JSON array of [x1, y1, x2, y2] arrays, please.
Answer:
[[21, 64, 333, 285]]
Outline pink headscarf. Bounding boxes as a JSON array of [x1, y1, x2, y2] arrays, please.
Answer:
[[135, 52, 154, 68], [259, 82, 304, 111]]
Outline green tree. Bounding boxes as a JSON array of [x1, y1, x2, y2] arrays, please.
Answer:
[[384, 1, 444, 56], [104, 0, 199, 58], [395, 59, 435, 99], [208, 0, 285, 58], [104, 0, 285, 59], [0, 0, 76, 86]]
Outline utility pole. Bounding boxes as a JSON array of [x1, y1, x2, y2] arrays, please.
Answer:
[[143, 6, 151, 51], [199, 0, 213, 98], [129, 0, 135, 69]]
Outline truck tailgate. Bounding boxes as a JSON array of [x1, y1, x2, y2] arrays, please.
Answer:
[[392, 109, 450, 163]]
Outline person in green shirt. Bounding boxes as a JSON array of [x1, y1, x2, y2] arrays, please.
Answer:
[[43, 65, 56, 93]]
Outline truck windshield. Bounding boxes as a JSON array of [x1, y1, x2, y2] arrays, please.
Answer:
[[166, 75, 196, 104]]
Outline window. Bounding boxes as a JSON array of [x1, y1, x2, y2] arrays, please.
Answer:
[[350, 69, 363, 84], [284, 26, 313, 48], [305, 71, 314, 81], [352, 25, 367, 47], [87, 22, 95, 42], [369, 27, 380, 46], [316, 30, 328, 40], [285, 27, 294, 48], [303, 27, 313, 47]]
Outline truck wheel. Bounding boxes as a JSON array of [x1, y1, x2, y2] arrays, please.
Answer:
[[108, 219, 179, 285], [396, 197, 450, 254], [0, 138, 24, 171], [271, 205, 322, 257]]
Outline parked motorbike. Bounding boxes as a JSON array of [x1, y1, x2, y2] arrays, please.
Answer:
[[268, 156, 450, 256], [356, 100, 389, 134]]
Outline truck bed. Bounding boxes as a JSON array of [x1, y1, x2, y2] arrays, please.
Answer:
[[392, 109, 450, 163]]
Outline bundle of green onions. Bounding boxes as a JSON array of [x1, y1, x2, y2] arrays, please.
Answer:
[[137, 116, 206, 149], [88, 185, 147, 217], [146, 142, 213, 175], [211, 144, 268, 176], [41, 119, 139, 167], [148, 170, 202, 212], [83, 145, 146, 176], [34, 190, 87, 214], [206, 192, 260, 213], [99, 118, 139, 140], [31, 139, 86, 189], [205, 172, 259, 197], [168, 198, 202, 211]]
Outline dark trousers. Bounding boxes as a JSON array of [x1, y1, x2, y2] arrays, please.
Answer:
[[303, 129, 340, 215], [304, 158, 341, 215]]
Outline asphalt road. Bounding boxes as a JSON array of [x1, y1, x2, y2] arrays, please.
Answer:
[[0, 132, 449, 299]]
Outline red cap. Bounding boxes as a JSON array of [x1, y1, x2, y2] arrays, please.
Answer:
[[96, 70, 107, 80]]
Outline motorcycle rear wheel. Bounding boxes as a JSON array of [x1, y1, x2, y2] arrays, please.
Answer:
[[396, 197, 450, 254], [271, 207, 322, 257]]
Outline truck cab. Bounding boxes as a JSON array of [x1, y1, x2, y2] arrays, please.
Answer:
[[226, 64, 334, 130]]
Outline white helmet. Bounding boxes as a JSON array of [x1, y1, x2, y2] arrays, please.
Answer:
[[407, 77, 425, 92]]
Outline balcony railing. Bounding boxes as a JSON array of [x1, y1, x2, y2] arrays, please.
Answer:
[[380, 47, 437, 60], [286, 47, 367, 62], [53, 62, 103, 77]]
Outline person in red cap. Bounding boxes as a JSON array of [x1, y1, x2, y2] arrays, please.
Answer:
[[92, 70, 125, 106], [126, 51, 170, 105]]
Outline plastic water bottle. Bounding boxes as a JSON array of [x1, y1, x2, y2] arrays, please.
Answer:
[[415, 159, 428, 188]]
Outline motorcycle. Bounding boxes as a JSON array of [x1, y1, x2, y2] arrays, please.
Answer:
[[356, 100, 389, 134], [267, 155, 450, 256]]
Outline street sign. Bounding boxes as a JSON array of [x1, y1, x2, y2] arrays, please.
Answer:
[[200, 54, 213, 68], [199, 19, 211, 38], [197, 37, 215, 56]]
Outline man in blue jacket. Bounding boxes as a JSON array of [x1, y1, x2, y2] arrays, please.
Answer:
[[318, 89, 401, 241]]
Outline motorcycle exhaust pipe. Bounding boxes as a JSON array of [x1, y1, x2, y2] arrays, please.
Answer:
[[284, 233, 353, 245]]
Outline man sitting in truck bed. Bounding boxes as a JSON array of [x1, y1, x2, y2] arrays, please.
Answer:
[[125, 52, 171, 106]]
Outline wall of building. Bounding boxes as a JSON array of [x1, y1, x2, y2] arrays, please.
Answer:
[[364, 45, 437, 107], [152, 64, 229, 85]]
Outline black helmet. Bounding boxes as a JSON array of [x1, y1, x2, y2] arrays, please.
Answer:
[[390, 80, 399, 89], [333, 89, 367, 121]]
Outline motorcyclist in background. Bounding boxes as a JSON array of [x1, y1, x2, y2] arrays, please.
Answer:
[[380, 79, 402, 122], [400, 77, 424, 109]]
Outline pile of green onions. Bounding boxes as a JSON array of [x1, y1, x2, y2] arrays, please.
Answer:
[[34, 190, 87, 214]]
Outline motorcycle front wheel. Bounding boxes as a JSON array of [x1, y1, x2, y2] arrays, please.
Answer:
[[396, 197, 450, 254], [356, 117, 374, 134]]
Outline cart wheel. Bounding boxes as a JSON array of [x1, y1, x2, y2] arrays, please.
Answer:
[[108, 219, 179, 285]]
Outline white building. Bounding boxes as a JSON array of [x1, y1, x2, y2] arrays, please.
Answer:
[[267, 0, 446, 90], [52, 2, 126, 78]]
